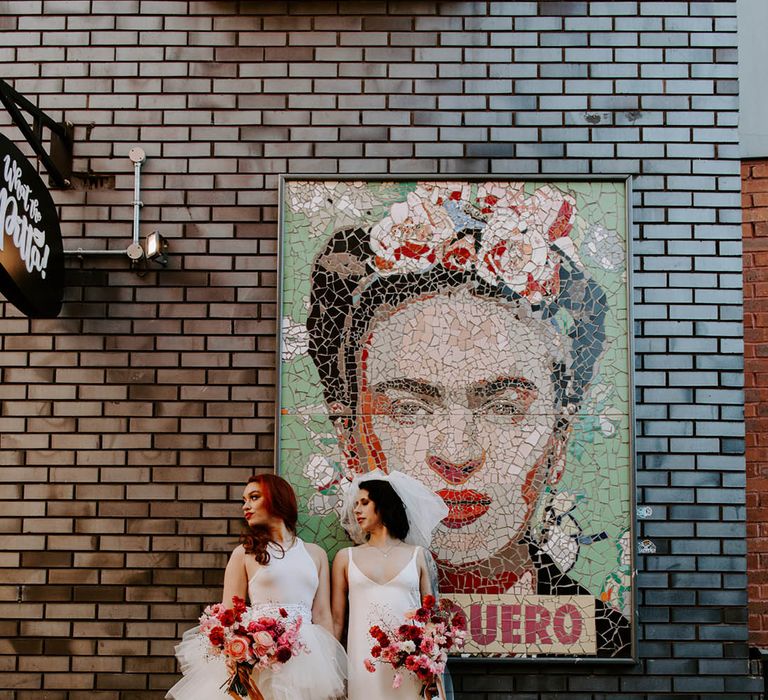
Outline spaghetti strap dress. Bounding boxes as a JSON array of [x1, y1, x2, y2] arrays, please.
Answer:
[[167, 538, 346, 700], [346, 546, 423, 700]]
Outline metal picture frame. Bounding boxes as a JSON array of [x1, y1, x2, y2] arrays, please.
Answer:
[[275, 175, 637, 664]]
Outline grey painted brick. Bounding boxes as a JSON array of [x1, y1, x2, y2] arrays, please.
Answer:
[[540, 127, 588, 141], [637, 471, 669, 486], [697, 489, 746, 506], [666, 47, 714, 63], [637, 572, 670, 588], [540, 63, 590, 78], [643, 419, 693, 434], [699, 625, 749, 641], [644, 624, 696, 641], [673, 677, 725, 693], [488, 63, 537, 78], [644, 355, 692, 370], [464, 112, 512, 126], [615, 47, 663, 63], [672, 608, 724, 624], [670, 405, 718, 420], [514, 78, 563, 93], [564, 16, 609, 30], [697, 421, 744, 437], [517, 112, 563, 126], [697, 455, 745, 472], [489, 127, 538, 141], [722, 405, 745, 421], [674, 641, 729, 658], [698, 556, 746, 574], [488, 95, 538, 110], [514, 16, 563, 30], [540, 31, 588, 47], [669, 368, 719, 383], [464, 47, 511, 62], [590, 95, 640, 110]]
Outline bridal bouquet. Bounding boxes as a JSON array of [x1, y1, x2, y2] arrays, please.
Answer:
[[365, 595, 467, 699], [199, 597, 306, 700]]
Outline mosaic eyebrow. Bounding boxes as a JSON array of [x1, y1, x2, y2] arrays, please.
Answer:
[[372, 378, 442, 400], [469, 376, 536, 400]]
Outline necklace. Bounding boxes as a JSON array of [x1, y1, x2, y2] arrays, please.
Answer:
[[369, 542, 397, 558]]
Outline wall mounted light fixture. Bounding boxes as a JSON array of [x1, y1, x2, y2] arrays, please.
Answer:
[[63, 147, 169, 273], [145, 231, 168, 266]]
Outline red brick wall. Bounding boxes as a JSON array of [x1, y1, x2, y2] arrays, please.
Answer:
[[745, 159, 768, 647]]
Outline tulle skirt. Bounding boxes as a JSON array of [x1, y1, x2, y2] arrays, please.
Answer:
[[166, 623, 347, 700]]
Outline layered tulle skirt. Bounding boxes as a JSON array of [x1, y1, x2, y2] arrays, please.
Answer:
[[166, 618, 347, 700]]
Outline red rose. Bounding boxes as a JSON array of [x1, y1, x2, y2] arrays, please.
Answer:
[[451, 612, 467, 630], [422, 594, 436, 609], [219, 609, 235, 626], [276, 646, 292, 663], [208, 627, 225, 646], [232, 596, 247, 619], [400, 624, 420, 641], [371, 645, 381, 658], [279, 608, 288, 618]]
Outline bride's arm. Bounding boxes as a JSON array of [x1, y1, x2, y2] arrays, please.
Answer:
[[416, 546, 434, 598], [306, 542, 335, 635], [222, 545, 248, 608], [330, 548, 350, 641]]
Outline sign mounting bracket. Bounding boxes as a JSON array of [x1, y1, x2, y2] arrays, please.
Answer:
[[0, 78, 73, 189]]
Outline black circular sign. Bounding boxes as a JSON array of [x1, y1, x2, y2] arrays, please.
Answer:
[[0, 132, 64, 317]]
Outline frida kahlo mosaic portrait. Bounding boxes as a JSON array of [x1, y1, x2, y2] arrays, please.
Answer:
[[277, 178, 634, 659]]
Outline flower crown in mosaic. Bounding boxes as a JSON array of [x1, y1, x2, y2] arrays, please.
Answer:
[[367, 182, 577, 306]]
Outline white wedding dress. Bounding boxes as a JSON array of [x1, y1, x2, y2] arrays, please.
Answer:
[[346, 546, 424, 700], [167, 538, 346, 700]]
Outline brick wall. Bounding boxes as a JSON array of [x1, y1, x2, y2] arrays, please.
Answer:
[[744, 159, 768, 652], [0, 1, 759, 698]]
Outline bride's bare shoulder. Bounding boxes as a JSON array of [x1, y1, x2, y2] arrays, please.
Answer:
[[302, 540, 327, 560], [228, 544, 246, 561], [332, 546, 352, 564]]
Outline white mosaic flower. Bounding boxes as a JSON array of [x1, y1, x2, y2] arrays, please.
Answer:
[[369, 191, 457, 275], [476, 211, 557, 304]]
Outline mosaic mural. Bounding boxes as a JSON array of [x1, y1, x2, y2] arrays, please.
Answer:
[[277, 179, 633, 659]]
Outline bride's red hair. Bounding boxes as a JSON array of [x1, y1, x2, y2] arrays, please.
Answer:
[[240, 474, 298, 564]]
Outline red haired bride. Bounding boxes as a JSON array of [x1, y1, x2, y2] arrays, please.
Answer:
[[167, 474, 346, 700]]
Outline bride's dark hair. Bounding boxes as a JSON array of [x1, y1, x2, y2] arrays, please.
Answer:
[[359, 479, 409, 541], [240, 474, 298, 565]]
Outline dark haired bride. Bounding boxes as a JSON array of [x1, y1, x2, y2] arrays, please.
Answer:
[[331, 470, 448, 700]]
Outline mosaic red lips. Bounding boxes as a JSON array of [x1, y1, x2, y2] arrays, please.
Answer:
[[437, 489, 492, 528]]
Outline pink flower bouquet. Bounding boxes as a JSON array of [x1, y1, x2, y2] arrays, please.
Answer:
[[199, 597, 306, 700], [366, 595, 467, 699]]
